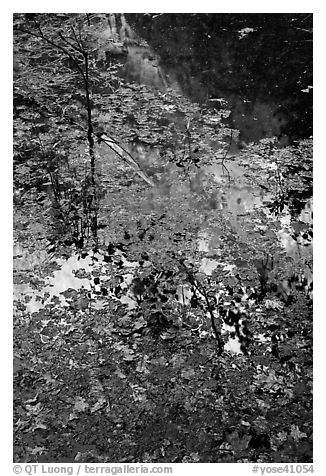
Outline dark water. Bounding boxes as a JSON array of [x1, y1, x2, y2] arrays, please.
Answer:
[[124, 13, 312, 146]]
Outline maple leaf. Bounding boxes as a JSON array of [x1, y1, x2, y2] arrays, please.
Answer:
[[290, 425, 307, 442], [181, 368, 196, 380], [225, 430, 252, 452], [73, 396, 89, 413], [123, 348, 136, 361], [136, 355, 150, 374]]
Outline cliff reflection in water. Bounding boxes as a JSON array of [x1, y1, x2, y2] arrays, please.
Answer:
[[124, 13, 312, 145]]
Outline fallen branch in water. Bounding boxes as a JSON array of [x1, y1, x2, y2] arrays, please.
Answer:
[[97, 133, 155, 187]]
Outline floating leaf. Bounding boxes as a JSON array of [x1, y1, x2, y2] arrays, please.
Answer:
[[73, 397, 89, 413]]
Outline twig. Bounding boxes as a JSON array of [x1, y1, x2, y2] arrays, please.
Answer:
[[219, 130, 232, 184], [58, 31, 84, 56], [177, 258, 224, 355], [15, 23, 87, 84]]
